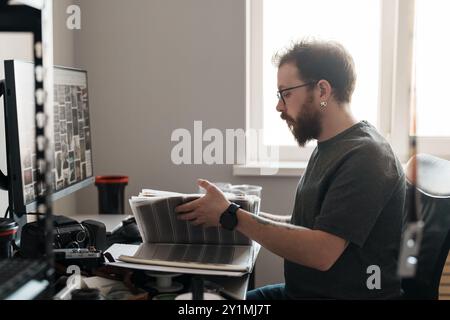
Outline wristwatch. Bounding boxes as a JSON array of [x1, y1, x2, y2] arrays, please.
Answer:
[[220, 203, 241, 231]]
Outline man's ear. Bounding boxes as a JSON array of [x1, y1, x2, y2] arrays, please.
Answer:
[[317, 79, 332, 101]]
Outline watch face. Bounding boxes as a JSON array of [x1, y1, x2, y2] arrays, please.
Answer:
[[220, 212, 237, 230]]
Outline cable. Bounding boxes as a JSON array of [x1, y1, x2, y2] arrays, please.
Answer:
[[3, 206, 9, 218], [0, 80, 5, 97]]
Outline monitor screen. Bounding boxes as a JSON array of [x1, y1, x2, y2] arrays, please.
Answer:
[[3, 60, 94, 215]]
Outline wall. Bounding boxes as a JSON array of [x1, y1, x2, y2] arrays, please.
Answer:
[[52, 0, 78, 215], [0, 0, 77, 219], [73, 0, 301, 286]]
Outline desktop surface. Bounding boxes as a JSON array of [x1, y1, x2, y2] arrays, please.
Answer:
[[72, 214, 131, 232]]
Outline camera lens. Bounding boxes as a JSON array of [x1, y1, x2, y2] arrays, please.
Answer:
[[67, 241, 80, 249], [76, 230, 87, 243], [81, 223, 92, 247]]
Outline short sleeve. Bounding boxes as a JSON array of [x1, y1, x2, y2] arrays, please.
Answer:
[[313, 144, 403, 248]]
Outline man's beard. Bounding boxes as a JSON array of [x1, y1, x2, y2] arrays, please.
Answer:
[[281, 94, 322, 147]]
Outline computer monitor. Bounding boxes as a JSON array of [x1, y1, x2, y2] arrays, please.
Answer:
[[1, 60, 94, 219]]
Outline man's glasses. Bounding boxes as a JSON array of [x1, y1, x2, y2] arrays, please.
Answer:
[[277, 82, 316, 106]]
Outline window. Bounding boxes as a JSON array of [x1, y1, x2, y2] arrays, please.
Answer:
[[414, 0, 450, 137], [241, 0, 450, 176], [262, 0, 381, 148]]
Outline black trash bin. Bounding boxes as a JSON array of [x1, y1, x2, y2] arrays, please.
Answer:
[[95, 176, 128, 214]]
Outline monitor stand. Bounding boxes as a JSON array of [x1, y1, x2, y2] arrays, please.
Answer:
[[0, 81, 9, 191], [1, 80, 9, 198], [0, 170, 7, 191], [0, 79, 27, 234]]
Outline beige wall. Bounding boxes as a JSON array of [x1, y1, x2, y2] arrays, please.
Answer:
[[72, 0, 301, 287], [52, 0, 78, 215]]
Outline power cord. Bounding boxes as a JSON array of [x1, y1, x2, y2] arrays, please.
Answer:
[[3, 206, 9, 218]]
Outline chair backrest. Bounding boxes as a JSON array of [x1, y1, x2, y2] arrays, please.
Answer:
[[401, 154, 450, 299]]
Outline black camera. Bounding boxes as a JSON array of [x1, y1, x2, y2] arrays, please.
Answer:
[[54, 218, 92, 250], [20, 215, 106, 259]]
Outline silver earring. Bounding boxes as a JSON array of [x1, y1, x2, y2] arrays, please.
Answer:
[[320, 101, 327, 108]]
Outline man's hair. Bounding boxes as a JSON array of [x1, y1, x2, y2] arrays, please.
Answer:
[[273, 39, 356, 104]]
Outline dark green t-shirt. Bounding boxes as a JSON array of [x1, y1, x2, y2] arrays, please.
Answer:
[[284, 121, 406, 299]]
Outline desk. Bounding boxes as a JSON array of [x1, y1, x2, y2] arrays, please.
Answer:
[[105, 243, 252, 300], [203, 274, 250, 300], [72, 214, 131, 232], [62, 214, 251, 300]]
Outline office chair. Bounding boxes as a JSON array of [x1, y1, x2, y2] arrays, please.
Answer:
[[401, 153, 450, 299]]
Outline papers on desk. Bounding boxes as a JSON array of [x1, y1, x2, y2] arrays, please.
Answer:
[[83, 276, 130, 299], [105, 243, 260, 277], [104, 243, 255, 300], [119, 242, 259, 272]]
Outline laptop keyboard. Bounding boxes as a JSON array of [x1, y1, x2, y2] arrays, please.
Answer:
[[0, 259, 49, 300]]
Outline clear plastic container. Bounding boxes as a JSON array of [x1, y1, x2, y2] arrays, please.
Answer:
[[229, 184, 262, 214]]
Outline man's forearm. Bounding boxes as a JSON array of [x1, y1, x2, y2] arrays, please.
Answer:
[[236, 209, 346, 271], [258, 211, 292, 223]]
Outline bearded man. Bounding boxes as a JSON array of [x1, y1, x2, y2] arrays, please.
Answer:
[[176, 40, 406, 300]]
